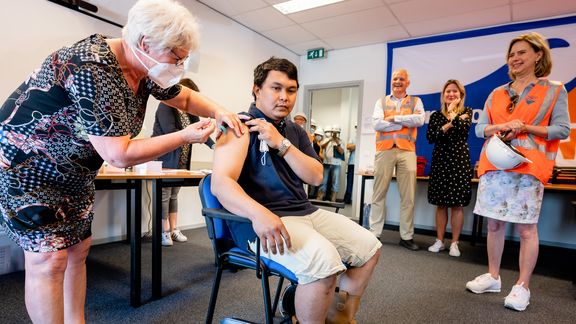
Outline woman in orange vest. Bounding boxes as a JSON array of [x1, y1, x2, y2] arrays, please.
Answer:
[[465, 32, 570, 311]]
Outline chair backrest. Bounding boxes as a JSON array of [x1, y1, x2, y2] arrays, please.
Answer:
[[198, 174, 233, 256]]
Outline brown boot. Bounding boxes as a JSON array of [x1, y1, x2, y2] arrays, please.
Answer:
[[326, 290, 361, 324], [316, 190, 325, 200], [330, 191, 338, 202]]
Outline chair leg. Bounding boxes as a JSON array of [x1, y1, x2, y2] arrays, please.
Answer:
[[206, 266, 223, 324], [261, 272, 274, 324], [272, 276, 285, 315]]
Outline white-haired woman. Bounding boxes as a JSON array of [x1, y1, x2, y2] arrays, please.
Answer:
[[0, 0, 242, 322]]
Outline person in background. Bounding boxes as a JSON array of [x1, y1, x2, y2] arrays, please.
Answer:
[[293, 111, 314, 143], [343, 125, 357, 204], [465, 32, 569, 311], [310, 118, 318, 136], [152, 78, 215, 246], [293, 112, 307, 127], [369, 69, 425, 250], [426, 79, 472, 257], [0, 0, 243, 322], [308, 126, 325, 199], [317, 124, 345, 202], [211, 57, 381, 323]]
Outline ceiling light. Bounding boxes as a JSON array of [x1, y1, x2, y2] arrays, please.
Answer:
[[273, 0, 345, 15]]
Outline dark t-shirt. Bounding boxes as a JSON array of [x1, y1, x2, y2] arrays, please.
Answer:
[[227, 103, 320, 250]]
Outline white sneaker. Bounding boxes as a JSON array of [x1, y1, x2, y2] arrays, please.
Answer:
[[162, 232, 173, 246], [466, 273, 501, 294], [504, 283, 530, 311], [171, 229, 188, 242], [449, 242, 461, 257], [428, 239, 445, 253]]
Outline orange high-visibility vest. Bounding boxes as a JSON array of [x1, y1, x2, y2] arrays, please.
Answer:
[[477, 79, 564, 184], [375, 95, 419, 152]]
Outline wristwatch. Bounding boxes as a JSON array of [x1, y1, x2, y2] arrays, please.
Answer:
[[277, 138, 292, 157]]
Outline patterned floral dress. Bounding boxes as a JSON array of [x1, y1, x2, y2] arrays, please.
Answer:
[[426, 108, 473, 207], [0, 34, 179, 252]]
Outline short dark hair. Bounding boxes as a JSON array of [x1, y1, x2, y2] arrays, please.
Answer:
[[252, 57, 299, 100], [179, 78, 199, 91]]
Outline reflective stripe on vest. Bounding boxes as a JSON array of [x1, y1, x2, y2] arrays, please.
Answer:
[[375, 95, 418, 151], [478, 79, 563, 183]]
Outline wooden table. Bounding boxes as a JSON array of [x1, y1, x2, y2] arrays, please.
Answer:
[[356, 171, 429, 227], [357, 171, 576, 243], [95, 170, 205, 307]]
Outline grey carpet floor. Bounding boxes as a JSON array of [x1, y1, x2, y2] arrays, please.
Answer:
[[0, 228, 574, 323]]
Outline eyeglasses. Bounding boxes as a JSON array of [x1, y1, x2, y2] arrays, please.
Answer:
[[170, 49, 189, 67], [507, 94, 519, 113]]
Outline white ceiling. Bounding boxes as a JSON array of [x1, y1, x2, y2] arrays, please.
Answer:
[[84, 0, 576, 55], [196, 0, 576, 55]]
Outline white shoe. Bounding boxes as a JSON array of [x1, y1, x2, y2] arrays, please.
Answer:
[[449, 242, 461, 257], [162, 232, 173, 246], [504, 283, 530, 311], [428, 239, 445, 253], [466, 273, 501, 294], [171, 229, 188, 242]]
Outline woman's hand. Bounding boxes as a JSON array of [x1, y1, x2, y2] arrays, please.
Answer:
[[244, 118, 283, 149], [181, 118, 216, 143], [447, 98, 461, 119], [500, 119, 525, 141], [214, 108, 246, 138]]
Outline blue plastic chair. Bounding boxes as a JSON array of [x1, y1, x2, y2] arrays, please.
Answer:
[[199, 174, 298, 324]]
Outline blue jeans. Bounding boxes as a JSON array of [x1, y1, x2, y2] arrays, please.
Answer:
[[320, 164, 340, 193], [344, 164, 355, 202]]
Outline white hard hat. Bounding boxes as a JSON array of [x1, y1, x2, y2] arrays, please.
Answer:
[[332, 124, 341, 133], [293, 112, 307, 122], [485, 135, 532, 170], [314, 127, 324, 136], [324, 125, 333, 132], [310, 119, 317, 127]]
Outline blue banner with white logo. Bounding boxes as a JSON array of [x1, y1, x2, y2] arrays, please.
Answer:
[[387, 16, 576, 176]]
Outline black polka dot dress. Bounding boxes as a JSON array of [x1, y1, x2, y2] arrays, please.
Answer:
[[426, 108, 472, 207]]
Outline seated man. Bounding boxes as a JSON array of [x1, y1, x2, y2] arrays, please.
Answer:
[[212, 57, 381, 323]]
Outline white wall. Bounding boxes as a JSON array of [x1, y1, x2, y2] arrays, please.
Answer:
[[299, 44, 386, 173], [0, 0, 297, 246], [299, 44, 386, 217]]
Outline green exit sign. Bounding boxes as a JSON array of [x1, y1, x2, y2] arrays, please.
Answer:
[[307, 48, 326, 60]]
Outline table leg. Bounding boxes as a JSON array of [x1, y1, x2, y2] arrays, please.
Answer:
[[126, 182, 132, 244], [130, 180, 142, 307], [471, 213, 478, 246], [358, 175, 367, 227], [152, 179, 163, 300]]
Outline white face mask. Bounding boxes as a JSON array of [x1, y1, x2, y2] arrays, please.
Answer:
[[131, 46, 185, 89]]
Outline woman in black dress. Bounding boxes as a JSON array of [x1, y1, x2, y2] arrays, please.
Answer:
[[426, 79, 472, 257]]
